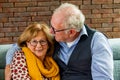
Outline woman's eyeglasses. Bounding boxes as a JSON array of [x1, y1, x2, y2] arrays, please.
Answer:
[[29, 40, 48, 47]]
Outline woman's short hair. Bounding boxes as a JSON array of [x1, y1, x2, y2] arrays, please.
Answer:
[[18, 22, 54, 56]]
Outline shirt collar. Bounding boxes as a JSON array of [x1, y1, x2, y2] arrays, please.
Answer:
[[80, 25, 88, 37]]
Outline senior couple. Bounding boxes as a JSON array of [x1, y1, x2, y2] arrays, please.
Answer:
[[5, 3, 113, 80]]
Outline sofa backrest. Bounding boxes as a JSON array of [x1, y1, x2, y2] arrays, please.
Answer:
[[0, 44, 12, 80], [109, 38, 120, 80], [0, 38, 120, 80]]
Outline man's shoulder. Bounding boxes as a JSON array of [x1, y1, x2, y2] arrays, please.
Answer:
[[12, 43, 18, 47], [7, 43, 20, 52], [11, 43, 20, 48]]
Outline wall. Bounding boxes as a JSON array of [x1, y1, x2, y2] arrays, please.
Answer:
[[0, 0, 120, 44]]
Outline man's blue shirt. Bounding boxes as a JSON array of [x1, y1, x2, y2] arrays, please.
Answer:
[[58, 26, 113, 80]]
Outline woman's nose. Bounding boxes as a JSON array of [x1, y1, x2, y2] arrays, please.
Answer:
[[36, 42, 42, 48]]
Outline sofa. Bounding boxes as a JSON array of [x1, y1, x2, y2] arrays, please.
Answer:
[[0, 38, 120, 80]]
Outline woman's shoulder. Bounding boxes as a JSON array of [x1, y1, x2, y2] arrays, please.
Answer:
[[14, 49, 26, 59]]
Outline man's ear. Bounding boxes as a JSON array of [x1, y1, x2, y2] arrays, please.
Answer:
[[69, 29, 77, 37]]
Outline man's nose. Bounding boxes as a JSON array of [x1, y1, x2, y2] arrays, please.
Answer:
[[49, 28, 55, 34]]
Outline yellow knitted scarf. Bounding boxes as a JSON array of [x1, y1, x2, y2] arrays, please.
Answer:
[[22, 47, 60, 80]]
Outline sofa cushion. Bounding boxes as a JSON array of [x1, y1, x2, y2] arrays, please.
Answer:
[[0, 44, 12, 80], [109, 38, 120, 80], [109, 38, 120, 60]]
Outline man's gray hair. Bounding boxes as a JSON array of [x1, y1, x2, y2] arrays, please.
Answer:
[[54, 3, 85, 32]]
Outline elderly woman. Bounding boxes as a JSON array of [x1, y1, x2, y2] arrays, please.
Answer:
[[6, 22, 60, 80]]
